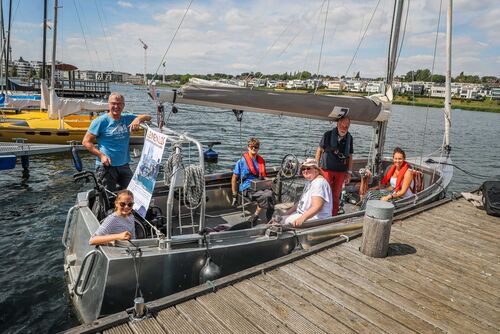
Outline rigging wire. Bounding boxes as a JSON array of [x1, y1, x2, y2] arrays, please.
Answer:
[[96, 0, 123, 70], [425, 159, 492, 179], [72, 0, 95, 69], [75, 0, 103, 69], [344, 0, 381, 78], [298, 0, 325, 81], [314, 0, 329, 94], [94, 0, 116, 71], [150, 0, 194, 85], [248, 1, 326, 83], [418, 0, 443, 169]]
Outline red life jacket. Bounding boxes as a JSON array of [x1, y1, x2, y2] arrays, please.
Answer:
[[381, 161, 409, 192], [243, 152, 267, 177]]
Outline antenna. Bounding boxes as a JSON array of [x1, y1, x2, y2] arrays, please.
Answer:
[[138, 38, 148, 85]]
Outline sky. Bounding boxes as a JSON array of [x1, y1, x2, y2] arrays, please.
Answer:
[[5, 0, 500, 78]]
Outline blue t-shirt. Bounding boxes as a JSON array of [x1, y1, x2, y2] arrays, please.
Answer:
[[88, 113, 137, 166], [233, 156, 261, 192]]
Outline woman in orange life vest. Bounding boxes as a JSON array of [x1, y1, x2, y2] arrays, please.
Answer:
[[361, 147, 414, 208], [231, 138, 275, 223]]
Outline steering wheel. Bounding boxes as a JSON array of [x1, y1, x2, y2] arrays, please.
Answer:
[[279, 154, 299, 179]]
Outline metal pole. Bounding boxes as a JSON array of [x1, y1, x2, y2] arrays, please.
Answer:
[[144, 47, 147, 85], [443, 0, 452, 153], [0, 0, 5, 95], [386, 0, 405, 86], [5, 0, 12, 91], [42, 0, 47, 80]]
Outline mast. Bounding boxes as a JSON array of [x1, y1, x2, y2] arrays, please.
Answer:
[[443, 0, 452, 154], [0, 0, 4, 95], [50, 0, 62, 128], [372, 0, 405, 176], [5, 0, 12, 91], [42, 0, 48, 80]]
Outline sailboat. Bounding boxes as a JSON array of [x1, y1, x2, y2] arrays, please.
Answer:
[[0, 1, 142, 145], [63, 0, 454, 323]]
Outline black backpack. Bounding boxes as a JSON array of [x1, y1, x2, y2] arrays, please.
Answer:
[[481, 180, 500, 217]]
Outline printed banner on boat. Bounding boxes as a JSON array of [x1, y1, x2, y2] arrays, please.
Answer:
[[128, 128, 167, 217]]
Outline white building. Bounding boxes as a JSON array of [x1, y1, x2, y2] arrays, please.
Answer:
[[430, 85, 446, 98], [14, 57, 32, 77], [365, 81, 384, 94]]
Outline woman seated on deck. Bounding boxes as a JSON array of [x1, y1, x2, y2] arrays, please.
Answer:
[[89, 190, 136, 245], [361, 147, 414, 208], [277, 158, 333, 228]]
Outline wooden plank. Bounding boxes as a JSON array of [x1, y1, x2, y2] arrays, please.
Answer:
[[405, 208, 500, 242], [391, 222, 500, 274], [320, 247, 500, 329], [62, 311, 130, 334], [156, 307, 200, 334], [418, 211, 499, 241], [398, 216, 499, 263], [196, 292, 265, 334], [334, 245, 500, 329], [103, 324, 134, 334], [387, 234, 500, 298], [343, 239, 499, 306], [250, 273, 355, 334], [215, 286, 294, 334], [176, 299, 232, 334], [282, 262, 420, 334], [429, 200, 500, 226], [129, 317, 166, 334], [306, 253, 479, 334], [235, 279, 327, 334], [266, 269, 385, 333]]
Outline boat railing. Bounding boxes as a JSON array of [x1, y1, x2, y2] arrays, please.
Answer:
[[143, 124, 206, 250], [73, 249, 99, 297], [62, 204, 78, 248]]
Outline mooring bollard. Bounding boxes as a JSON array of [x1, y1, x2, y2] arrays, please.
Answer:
[[360, 200, 395, 258]]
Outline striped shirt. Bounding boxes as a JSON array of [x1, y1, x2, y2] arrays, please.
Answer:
[[94, 212, 136, 239]]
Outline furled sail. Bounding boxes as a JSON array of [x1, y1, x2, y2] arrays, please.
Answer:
[[160, 78, 392, 125], [41, 80, 108, 119]]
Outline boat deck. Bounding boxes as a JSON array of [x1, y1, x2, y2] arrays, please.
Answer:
[[65, 197, 500, 333]]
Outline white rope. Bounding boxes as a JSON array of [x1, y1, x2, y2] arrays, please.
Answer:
[[183, 164, 205, 210]]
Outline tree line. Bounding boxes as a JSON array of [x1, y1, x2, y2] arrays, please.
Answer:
[[144, 69, 499, 85]]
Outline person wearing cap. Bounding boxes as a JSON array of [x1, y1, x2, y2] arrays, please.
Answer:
[[315, 116, 353, 216], [280, 158, 333, 228], [231, 138, 275, 223]]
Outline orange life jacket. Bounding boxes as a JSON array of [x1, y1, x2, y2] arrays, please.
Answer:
[[243, 152, 267, 177], [381, 161, 409, 193]]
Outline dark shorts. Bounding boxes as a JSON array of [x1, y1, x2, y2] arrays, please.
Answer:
[[96, 164, 133, 192]]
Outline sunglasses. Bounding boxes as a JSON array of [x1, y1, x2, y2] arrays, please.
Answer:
[[249, 145, 260, 149], [301, 167, 314, 171], [119, 202, 134, 208]]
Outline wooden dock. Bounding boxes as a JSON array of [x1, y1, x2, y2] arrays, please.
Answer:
[[65, 197, 499, 334]]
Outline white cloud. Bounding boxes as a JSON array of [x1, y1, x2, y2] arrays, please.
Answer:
[[9, 0, 500, 77], [117, 1, 133, 9]]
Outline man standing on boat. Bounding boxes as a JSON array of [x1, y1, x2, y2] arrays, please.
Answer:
[[231, 138, 275, 223], [315, 116, 353, 216], [83, 93, 151, 191]]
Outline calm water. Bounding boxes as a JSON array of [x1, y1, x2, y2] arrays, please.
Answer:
[[0, 84, 499, 333]]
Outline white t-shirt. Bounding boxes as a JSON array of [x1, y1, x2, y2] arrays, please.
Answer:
[[389, 176, 414, 198], [295, 176, 333, 220]]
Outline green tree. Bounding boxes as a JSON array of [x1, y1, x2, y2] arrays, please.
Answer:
[[301, 71, 312, 79], [180, 74, 192, 84]]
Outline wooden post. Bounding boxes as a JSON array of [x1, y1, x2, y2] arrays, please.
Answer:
[[360, 200, 394, 258]]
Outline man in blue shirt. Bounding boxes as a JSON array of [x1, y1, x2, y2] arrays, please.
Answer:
[[83, 92, 151, 191], [231, 138, 275, 223]]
